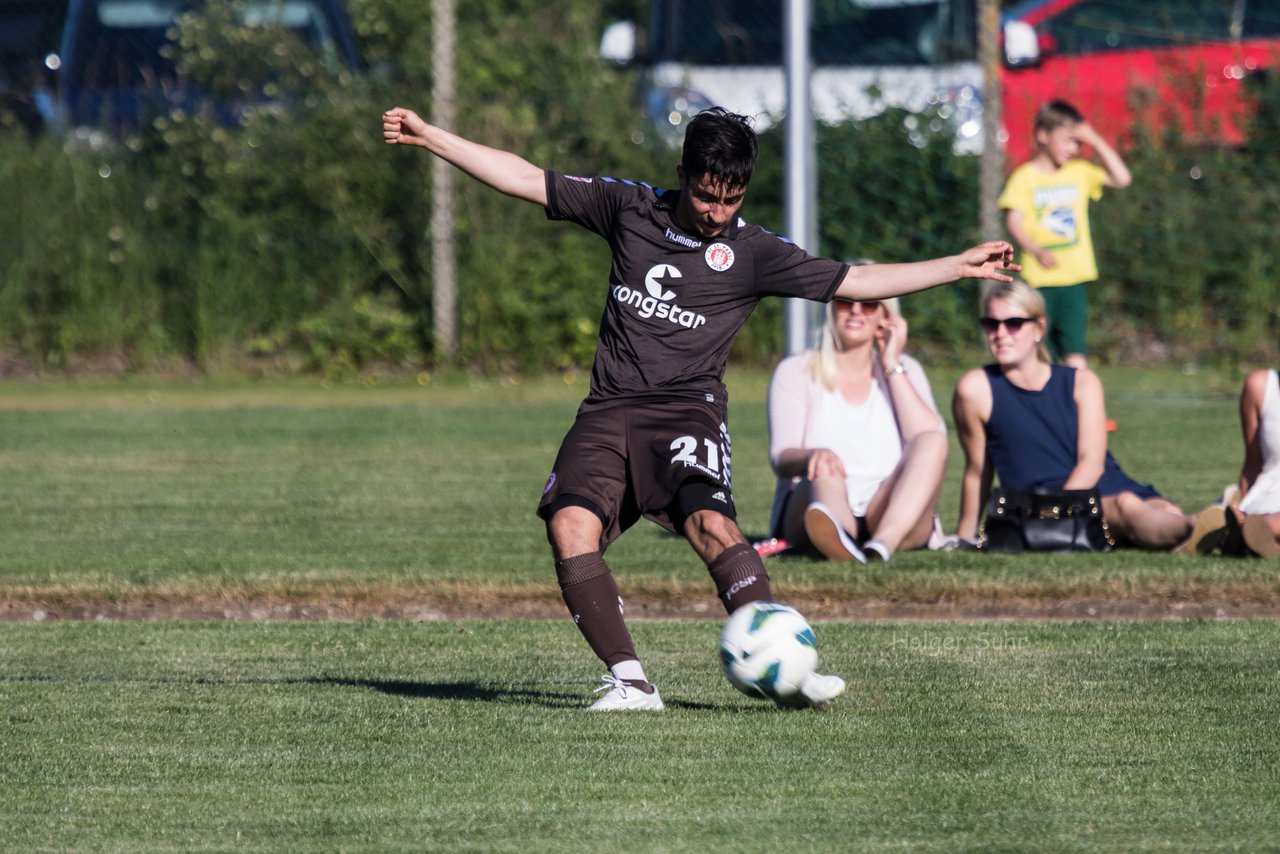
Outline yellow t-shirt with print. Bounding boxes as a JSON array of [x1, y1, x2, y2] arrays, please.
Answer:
[[998, 159, 1108, 287]]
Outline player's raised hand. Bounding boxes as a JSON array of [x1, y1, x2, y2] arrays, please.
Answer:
[[958, 241, 1020, 282], [378, 108, 549, 205], [382, 107, 431, 147]]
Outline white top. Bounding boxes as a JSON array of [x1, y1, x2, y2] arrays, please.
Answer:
[[766, 350, 943, 535], [1241, 369, 1280, 515], [811, 383, 903, 515]]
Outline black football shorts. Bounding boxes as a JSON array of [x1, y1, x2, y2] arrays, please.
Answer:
[[537, 399, 737, 549]]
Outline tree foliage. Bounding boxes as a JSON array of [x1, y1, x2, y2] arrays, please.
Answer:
[[0, 0, 1276, 375]]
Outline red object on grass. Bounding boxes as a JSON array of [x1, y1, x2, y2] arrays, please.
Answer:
[[752, 538, 791, 558]]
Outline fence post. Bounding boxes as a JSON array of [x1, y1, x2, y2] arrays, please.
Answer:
[[979, 0, 1004, 240], [430, 0, 457, 360], [784, 0, 815, 356]]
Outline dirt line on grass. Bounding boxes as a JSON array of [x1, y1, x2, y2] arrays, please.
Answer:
[[6, 595, 1280, 622]]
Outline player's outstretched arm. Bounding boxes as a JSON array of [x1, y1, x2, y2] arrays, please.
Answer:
[[382, 107, 548, 206], [832, 241, 1019, 302]]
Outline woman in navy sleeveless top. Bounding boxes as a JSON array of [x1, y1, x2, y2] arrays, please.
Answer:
[[952, 280, 1208, 550], [982, 363, 1157, 498]]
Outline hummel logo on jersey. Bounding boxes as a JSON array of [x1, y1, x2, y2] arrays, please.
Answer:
[[664, 227, 701, 249], [612, 264, 707, 329]]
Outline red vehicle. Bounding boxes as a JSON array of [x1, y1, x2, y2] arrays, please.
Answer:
[[1000, 0, 1280, 163]]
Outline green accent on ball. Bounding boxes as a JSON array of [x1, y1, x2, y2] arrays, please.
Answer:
[[748, 602, 788, 632], [757, 661, 782, 697]]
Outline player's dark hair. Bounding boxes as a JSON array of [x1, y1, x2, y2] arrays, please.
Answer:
[[681, 107, 757, 189], [1035, 99, 1084, 133]]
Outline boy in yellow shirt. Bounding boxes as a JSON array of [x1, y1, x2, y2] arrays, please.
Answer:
[[998, 100, 1131, 369]]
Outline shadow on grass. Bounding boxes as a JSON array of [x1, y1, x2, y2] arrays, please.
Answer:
[[308, 676, 721, 710], [1, 671, 722, 710]]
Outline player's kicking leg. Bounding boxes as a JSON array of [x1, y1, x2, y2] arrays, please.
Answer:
[[680, 500, 846, 709]]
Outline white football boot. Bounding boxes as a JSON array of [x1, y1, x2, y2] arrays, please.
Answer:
[[775, 672, 847, 710], [587, 675, 665, 711]]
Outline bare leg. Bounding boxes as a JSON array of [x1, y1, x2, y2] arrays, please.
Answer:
[[779, 478, 859, 547], [1103, 493, 1193, 550], [861, 431, 947, 552], [682, 507, 748, 563], [684, 509, 773, 612], [808, 476, 859, 532], [777, 476, 866, 561], [548, 504, 604, 562]]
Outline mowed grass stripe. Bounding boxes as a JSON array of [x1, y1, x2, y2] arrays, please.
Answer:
[[0, 369, 1274, 608], [1, 619, 1278, 851]]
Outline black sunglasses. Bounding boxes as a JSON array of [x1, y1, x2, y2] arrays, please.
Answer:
[[979, 316, 1034, 334]]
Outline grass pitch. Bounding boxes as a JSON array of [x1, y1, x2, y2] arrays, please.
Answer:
[[0, 368, 1271, 612], [3, 619, 1279, 851], [1, 368, 1278, 850]]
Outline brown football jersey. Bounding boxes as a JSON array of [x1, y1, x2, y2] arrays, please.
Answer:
[[545, 171, 846, 412]]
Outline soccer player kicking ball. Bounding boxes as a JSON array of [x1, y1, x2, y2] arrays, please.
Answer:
[[383, 105, 1018, 711]]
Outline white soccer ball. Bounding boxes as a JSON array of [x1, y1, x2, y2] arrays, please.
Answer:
[[719, 601, 819, 701]]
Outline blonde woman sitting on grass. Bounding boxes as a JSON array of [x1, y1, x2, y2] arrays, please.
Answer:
[[953, 280, 1213, 551], [766, 291, 947, 563]]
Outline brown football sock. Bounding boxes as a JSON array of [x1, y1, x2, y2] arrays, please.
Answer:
[[707, 543, 773, 613], [555, 551, 638, 668]]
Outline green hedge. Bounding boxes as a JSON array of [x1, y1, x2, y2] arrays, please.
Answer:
[[0, 0, 1276, 376]]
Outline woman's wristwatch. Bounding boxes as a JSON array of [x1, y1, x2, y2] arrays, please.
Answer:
[[885, 362, 906, 375]]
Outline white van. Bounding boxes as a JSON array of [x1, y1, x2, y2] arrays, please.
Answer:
[[601, 0, 982, 149]]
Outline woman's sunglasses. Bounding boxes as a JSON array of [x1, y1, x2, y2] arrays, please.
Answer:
[[835, 299, 883, 315], [979, 316, 1033, 334]]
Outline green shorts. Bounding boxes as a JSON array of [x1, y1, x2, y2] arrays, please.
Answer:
[[1038, 282, 1090, 359]]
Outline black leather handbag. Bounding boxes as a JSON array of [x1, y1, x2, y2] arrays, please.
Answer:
[[980, 488, 1114, 553]]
